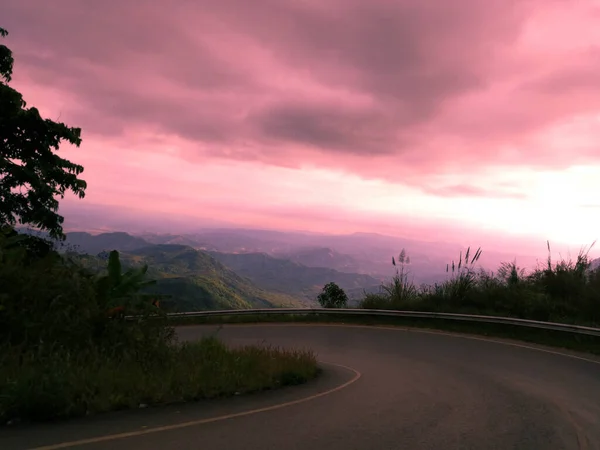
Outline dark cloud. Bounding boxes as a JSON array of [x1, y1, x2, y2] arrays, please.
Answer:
[[249, 101, 399, 155], [3, 0, 600, 179]]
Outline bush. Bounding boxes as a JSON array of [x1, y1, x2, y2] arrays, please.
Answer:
[[0, 229, 320, 423], [0, 228, 169, 356], [380, 249, 418, 307], [0, 336, 319, 422], [358, 243, 600, 326], [317, 282, 348, 308], [0, 27, 320, 424], [360, 292, 393, 309]]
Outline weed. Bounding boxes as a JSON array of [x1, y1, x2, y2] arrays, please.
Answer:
[[358, 243, 600, 327], [0, 228, 319, 423], [0, 337, 319, 422]]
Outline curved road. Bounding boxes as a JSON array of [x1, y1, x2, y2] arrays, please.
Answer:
[[3, 324, 600, 449]]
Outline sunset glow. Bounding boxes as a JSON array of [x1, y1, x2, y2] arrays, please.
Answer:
[[3, 0, 600, 255]]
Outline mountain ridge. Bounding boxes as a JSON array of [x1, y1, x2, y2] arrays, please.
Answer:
[[27, 230, 381, 309], [74, 243, 308, 311], [208, 250, 382, 301]]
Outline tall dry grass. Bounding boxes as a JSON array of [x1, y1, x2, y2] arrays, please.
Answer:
[[359, 243, 600, 326]]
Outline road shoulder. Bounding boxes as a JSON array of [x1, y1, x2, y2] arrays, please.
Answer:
[[0, 362, 359, 450]]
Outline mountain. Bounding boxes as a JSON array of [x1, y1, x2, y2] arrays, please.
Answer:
[[64, 232, 152, 254], [57, 230, 384, 306], [75, 244, 307, 311], [188, 230, 296, 253], [209, 251, 382, 301], [158, 228, 546, 283], [129, 245, 308, 310], [272, 247, 361, 273], [27, 227, 547, 287], [135, 229, 452, 281], [138, 233, 205, 248], [16, 229, 153, 255]]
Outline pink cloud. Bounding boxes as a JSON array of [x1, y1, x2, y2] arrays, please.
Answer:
[[3, 0, 600, 252], [420, 184, 528, 200], [7, 0, 596, 174]]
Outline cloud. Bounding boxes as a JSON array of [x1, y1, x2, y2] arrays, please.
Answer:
[[6, 0, 597, 174], [249, 100, 399, 155], [3, 0, 600, 250], [421, 184, 528, 200]]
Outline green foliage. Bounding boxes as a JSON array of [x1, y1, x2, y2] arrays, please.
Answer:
[[440, 246, 483, 303], [0, 27, 86, 240], [359, 243, 600, 326], [0, 27, 13, 83], [359, 292, 393, 309], [0, 231, 169, 353], [317, 282, 348, 308], [76, 244, 304, 311], [0, 336, 319, 422], [0, 25, 318, 424], [0, 225, 58, 265], [497, 260, 526, 286], [382, 248, 418, 307], [94, 250, 161, 316], [0, 230, 319, 422]]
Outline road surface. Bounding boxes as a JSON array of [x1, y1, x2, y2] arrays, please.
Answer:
[[2, 324, 600, 449]]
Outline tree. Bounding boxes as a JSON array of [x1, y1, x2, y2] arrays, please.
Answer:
[[94, 250, 159, 317], [317, 282, 348, 308], [0, 27, 86, 240]]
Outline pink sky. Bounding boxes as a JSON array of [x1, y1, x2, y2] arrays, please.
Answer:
[[3, 0, 600, 257]]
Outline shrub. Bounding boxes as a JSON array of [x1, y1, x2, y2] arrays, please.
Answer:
[[441, 246, 483, 304], [317, 282, 348, 308], [0, 228, 169, 357], [0, 229, 320, 422], [0, 336, 319, 422], [359, 292, 392, 309], [358, 243, 600, 326], [383, 249, 418, 306]]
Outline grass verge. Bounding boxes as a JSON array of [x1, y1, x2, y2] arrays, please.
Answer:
[[170, 313, 600, 356], [0, 336, 320, 424]]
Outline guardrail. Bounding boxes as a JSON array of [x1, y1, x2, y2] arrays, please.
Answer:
[[165, 308, 600, 337]]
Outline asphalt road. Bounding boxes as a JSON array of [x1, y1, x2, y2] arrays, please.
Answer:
[[2, 324, 600, 450]]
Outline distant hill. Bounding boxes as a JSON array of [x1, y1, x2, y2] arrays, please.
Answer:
[[57, 229, 382, 307], [75, 244, 307, 312], [16, 229, 153, 255], [137, 233, 204, 248], [209, 251, 382, 301], [64, 232, 151, 254], [133, 229, 451, 281], [273, 246, 361, 273], [129, 245, 308, 310]]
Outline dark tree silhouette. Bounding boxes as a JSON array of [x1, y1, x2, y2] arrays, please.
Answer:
[[0, 27, 86, 240], [317, 282, 348, 308]]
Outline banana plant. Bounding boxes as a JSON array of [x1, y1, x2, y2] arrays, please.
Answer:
[[94, 250, 161, 317]]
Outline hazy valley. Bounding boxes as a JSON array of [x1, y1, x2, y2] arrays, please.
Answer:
[[21, 226, 594, 313]]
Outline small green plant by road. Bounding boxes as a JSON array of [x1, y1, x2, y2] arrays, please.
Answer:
[[317, 282, 349, 308]]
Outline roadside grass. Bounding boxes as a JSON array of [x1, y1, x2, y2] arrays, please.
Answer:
[[166, 243, 600, 356], [359, 244, 600, 325], [3, 230, 599, 424], [0, 335, 319, 424], [0, 230, 319, 425]]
